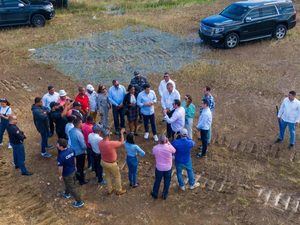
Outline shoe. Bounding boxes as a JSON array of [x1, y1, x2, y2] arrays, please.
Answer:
[[275, 138, 282, 143], [189, 182, 200, 190], [144, 132, 149, 139], [62, 193, 71, 199], [179, 185, 186, 191], [22, 171, 33, 176], [46, 145, 54, 149], [196, 153, 206, 158], [134, 133, 138, 136], [98, 180, 106, 185], [41, 152, 52, 158], [116, 189, 126, 195], [132, 183, 139, 188], [79, 180, 89, 185], [289, 144, 294, 149], [0, 143, 3, 146], [153, 135, 158, 142], [8, 144, 12, 149], [151, 192, 157, 199], [161, 195, 167, 200], [72, 201, 84, 208]]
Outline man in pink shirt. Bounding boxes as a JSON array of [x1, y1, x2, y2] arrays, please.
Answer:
[[81, 115, 94, 169], [151, 135, 176, 200]]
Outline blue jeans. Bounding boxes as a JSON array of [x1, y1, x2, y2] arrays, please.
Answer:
[[175, 160, 195, 187], [0, 119, 9, 143], [41, 131, 49, 153], [279, 119, 296, 145], [126, 156, 138, 185], [11, 143, 28, 174], [152, 168, 172, 198]]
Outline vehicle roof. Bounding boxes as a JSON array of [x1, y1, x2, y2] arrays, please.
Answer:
[[234, 0, 293, 8]]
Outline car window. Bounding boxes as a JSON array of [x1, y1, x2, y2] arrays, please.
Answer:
[[3, 0, 19, 7], [247, 9, 260, 19], [277, 3, 295, 14], [261, 6, 278, 17], [220, 4, 249, 20]]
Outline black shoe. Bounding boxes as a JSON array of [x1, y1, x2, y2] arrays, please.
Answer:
[[162, 195, 167, 200], [289, 144, 294, 149], [275, 138, 282, 143], [134, 133, 138, 136], [196, 153, 206, 158], [15, 166, 19, 169], [198, 146, 203, 150], [79, 180, 89, 185], [46, 145, 54, 149], [151, 192, 157, 199], [22, 172, 33, 176]]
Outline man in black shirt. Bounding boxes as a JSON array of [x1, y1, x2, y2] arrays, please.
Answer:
[[49, 102, 68, 139], [7, 115, 32, 176]]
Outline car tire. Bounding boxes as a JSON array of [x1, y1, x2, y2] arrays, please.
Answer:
[[31, 14, 46, 27], [224, 33, 239, 49], [274, 24, 287, 40]]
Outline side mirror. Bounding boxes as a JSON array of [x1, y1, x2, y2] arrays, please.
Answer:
[[18, 3, 25, 7], [245, 17, 252, 22]]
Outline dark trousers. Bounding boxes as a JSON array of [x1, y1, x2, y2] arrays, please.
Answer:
[[86, 147, 93, 169], [40, 131, 49, 154], [63, 172, 82, 202], [112, 106, 125, 131], [166, 110, 175, 140], [143, 114, 157, 135], [0, 119, 9, 143], [200, 129, 209, 156], [49, 114, 54, 135], [75, 154, 86, 184], [92, 151, 103, 182], [127, 156, 138, 185], [152, 168, 172, 199], [11, 143, 28, 174]]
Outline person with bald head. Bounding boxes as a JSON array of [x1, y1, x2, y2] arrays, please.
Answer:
[[7, 115, 32, 176]]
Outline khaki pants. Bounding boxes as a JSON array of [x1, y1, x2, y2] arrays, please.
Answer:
[[101, 160, 122, 192], [63, 172, 81, 202]]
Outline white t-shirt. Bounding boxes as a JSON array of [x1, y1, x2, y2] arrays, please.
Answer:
[[0, 106, 12, 116], [88, 133, 103, 154]]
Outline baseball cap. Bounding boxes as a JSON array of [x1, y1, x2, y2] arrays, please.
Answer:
[[86, 84, 94, 92], [134, 71, 140, 76], [73, 101, 81, 107], [180, 128, 188, 137]]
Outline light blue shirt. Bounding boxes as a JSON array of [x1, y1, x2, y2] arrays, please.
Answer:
[[137, 90, 157, 116], [69, 127, 87, 156], [197, 107, 212, 130], [108, 85, 126, 106], [65, 123, 74, 147], [124, 142, 145, 157]]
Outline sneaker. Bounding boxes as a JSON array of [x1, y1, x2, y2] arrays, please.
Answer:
[[275, 138, 282, 143], [8, 144, 12, 149], [190, 182, 200, 190], [62, 193, 71, 199], [72, 201, 84, 208], [41, 152, 52, 158], [21, 171, 33, 176], [98, 180, 107, 185], [132, 183, 139, 188], [153, 135, 158, 142], [116, 189, 127, 195], [144, 132, 149, 139], [289, 144, 294, 150], [179, 185, 186, 191], [151, 192, 158, 199], [46, 145, 54, 149]]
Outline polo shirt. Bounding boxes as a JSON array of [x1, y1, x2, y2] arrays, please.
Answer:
[[99, 139, 122, 163], [57, 148, 76, 177]]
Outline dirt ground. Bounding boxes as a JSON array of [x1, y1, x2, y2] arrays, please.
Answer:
[[1, 0, 300, 224]]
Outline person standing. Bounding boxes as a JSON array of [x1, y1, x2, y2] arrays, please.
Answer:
[[31, 97, 52, 158], [163, 99, 185, 141], [0, 98, 12, 148], [86, 84, 98, 122], [69, 118, 88, 185], [276, 91, 300, 149], [108, 80, 126, 135], [151, 135, 176, 200], [196, 99, 212, 158], [7, 115, 32, 176], [172, 129, 200, 191], [68, 101, 84, 121], [97, 84, 111, 129], [99, 128, 126, 195], [137, 84, 158, 142], [161, 82, 180, 139], [88, 124, 104, 184], [82, 115, 94, 170], [42, 85, 60, 136], [65, 115, 75, 147], [124, 133, 145, 187], [123, 85, 138, 135], [49, 101, 70, 139], [182, 95, 196, 139], [75, 86, 90, 119], [130, 71, 149, 122], [57, 138, 84, 208], [158, 72, 176, 97], [57, 90, 71, 107], [202, 86, 215, 144]]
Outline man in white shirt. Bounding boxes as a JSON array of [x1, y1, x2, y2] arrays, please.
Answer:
[[196, 99, 212, 158], [276, 91, 300, 149], [158, 72, 176, 97], [163, 99, 185, 140], [88, 124, 105, 184], [86, 84, 98, 122], [161, 82, 180, 139]]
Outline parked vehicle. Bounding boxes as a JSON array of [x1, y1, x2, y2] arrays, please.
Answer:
[[0, 0, 55, 28], [199, 0, 297, 48]]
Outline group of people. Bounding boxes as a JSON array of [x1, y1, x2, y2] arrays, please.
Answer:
[[4, 70, 299, 209]]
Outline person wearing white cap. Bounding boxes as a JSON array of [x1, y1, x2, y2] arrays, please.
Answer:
[[86, 84, 98, 121], [57, 90, 71, 107]]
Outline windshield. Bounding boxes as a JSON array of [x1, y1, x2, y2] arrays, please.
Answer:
[[220, 4, 249, 20]]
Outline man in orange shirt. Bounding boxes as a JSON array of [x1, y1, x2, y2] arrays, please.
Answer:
[[99, 128, 126, 195]]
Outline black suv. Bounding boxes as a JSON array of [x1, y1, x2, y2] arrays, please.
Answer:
[[0, 0, 55, 27], [199, 0, 296, 48]]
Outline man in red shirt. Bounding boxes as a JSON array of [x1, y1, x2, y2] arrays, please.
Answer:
[[81, 115, 94, 170], [75, 86, 90, 116], [99, 128, 126, 195]]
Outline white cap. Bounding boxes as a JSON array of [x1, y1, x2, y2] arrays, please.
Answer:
[[86, 84, 94, 92], [59, 90, 67, 97], [180, 128, 188, 137]]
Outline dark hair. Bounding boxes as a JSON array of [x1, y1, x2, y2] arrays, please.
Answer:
[[34, 97, 42, 104], [289, 91, 296, 96], [164, 72, 169, 76], [205, 86, 211, 92], [202, 99, 209, 106], [67, 115, 76, 123], [73, 118, 82, 127], [126, 133, 135, 144], [185, 94, 192, 102], [144, 84, 150, 89], [127, 84, 135, 92], [57, 138, 68, 148], [112, 80, 117, 84], [97, 84, 106, 94], [0, 98, 10, 106], [174, 99, 181, 107], [78, 86, 84, 92], [48, 85, 54, 91], [166, 82, 173, 87], [86, 115, 94, 123]]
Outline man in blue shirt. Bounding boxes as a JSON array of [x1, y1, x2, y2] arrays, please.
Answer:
[[172, 128, 200, 191], [108, 80, 126, 135], [57, 138, 84, 208]]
